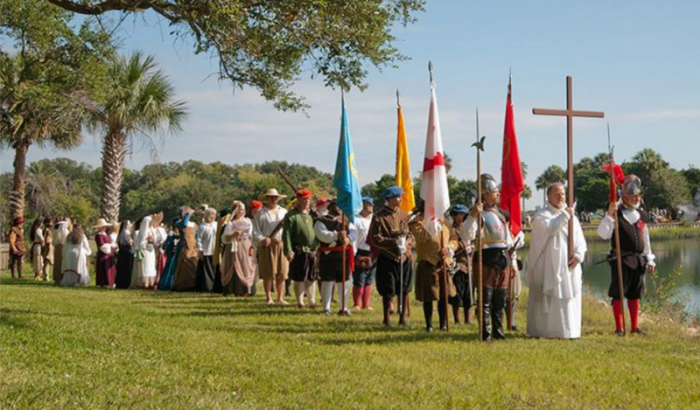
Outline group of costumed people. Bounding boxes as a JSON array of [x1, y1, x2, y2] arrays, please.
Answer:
[[6, 172, 654, 340]]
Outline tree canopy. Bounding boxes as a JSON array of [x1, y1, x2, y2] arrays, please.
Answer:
[[47, 0, 426, 111]]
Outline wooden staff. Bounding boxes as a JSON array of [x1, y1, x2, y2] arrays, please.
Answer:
[[608, 124, 626, 336], [472, 109, 486, 342], [340, 208, 347, 316], [440, 229, 449, 332]]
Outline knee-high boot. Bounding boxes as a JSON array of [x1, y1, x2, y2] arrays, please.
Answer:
[[481, 287, 494, 341], [491, 289, 508, 340]]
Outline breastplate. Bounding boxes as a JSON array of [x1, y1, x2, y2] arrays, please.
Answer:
[[482, 211, 508, 249]]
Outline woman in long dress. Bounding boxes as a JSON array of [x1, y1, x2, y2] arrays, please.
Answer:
[[94, 218, 117, 288], [157, 218, 180, 291], [115, 221, 135, 289], [29, 218, 44, 280], [222, 201, 257, 296], [131, 214, 160, 289], [41, 216, 54, 281], [172, 207, 199, 292], [53, 217, 70, 285], [61, 224, 92, 287], [154, 221, 168, 288]]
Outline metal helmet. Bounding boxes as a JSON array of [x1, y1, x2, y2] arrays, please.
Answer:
[[622, 174, 642, 196], [481, 173, 499, 195]]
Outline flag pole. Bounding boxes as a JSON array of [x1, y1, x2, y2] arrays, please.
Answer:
[[473, 109, 486, 342], [608, 123, 626, 336]]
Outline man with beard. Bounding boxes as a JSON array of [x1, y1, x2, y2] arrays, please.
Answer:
[[526, 182, 587, 339], [597, 175, 656, 335]]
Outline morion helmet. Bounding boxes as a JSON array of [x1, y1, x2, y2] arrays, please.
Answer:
[[622, 175, 642, 196], [480, 173, 499, 195]]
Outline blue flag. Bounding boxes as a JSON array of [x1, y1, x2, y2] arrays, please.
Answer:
[[333, 96, 362, 222]]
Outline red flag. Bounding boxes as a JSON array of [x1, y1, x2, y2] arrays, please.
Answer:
[[601, 161, 625, 202], [499, 79, 524, 236]]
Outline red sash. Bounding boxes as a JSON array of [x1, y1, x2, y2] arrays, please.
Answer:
[[318, 245, 355, 273]]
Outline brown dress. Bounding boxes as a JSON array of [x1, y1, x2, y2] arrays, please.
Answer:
[[171, 223, 198, 292], [221, 218, 257, 296]]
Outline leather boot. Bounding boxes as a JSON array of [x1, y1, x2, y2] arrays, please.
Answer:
[[481, 287, 494, 341], [423, 302, 434, 332], [437, 299, 447, 331], [491, 289, 508, 340]]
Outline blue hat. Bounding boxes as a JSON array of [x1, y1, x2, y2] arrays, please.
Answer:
[[451, 204, 469, 214], [384, 186, 403, 199], [362, 197, 374, 205]]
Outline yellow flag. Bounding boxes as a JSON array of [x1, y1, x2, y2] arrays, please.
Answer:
[[396, 105, 416, 212]]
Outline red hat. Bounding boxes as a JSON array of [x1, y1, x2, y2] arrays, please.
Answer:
[[13, 217, 25, 225], [249, 200, 263, 210], [296, 189, 313, 199], [315, 198, 328, 208]]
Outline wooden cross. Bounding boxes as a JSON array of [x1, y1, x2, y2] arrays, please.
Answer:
[[532, 76, 605, 256]]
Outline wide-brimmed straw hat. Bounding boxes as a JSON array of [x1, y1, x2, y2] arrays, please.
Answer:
[[258, 188, 287, 201], [93, 218, 112, 229]]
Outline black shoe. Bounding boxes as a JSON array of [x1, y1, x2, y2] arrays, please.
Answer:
[[614, 329, 624, 337], [632, 328, 646, 335], [426, 326, 434, 333], [439, 325, 448, 331]]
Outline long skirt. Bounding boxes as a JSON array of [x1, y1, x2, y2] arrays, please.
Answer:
[[115, 249, 135, 289], [196, 255, 216, 292], [171, 250, 198, 292], [158, 248, 180, 291], [53, 244, 64, 284], [222, 242, 257, 296], [31, 243, 43, 274]]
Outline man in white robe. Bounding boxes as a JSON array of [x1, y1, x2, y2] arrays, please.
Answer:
[[527, 182, 587, 339]]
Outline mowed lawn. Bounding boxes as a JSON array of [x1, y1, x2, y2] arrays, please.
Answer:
[[1, 272, 699, 410]]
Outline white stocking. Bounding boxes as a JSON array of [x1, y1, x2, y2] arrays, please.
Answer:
[[321, 281, 334, 312]]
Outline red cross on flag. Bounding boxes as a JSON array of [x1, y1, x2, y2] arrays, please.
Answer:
[[420, 79, 450, 237]]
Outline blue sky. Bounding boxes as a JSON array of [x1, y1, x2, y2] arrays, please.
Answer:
[[2, 0, 699, 207]]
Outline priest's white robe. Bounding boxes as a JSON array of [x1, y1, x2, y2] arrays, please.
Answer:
[[526, 204, 587, 339]]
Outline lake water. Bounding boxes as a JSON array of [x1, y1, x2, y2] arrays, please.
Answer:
[[521, 238, 700, 316]]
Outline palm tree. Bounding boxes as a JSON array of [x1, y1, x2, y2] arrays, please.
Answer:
[[0, 53, 86, 220], [521, 184, 532, 213], [89, 52, 187, 222]]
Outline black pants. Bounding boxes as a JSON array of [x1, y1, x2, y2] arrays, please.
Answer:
[[608, 263, 646, 300], [375, 254, 412, 298]]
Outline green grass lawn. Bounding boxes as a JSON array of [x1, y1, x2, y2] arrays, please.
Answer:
[[2, 270, 699, 410]]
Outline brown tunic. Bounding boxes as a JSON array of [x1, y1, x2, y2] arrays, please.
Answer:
[[410, 218, 456, 303], [368, 206, 414, 262], [8, 226, 25, 255]]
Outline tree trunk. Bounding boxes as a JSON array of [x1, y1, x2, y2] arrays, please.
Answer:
[[100, 131, 126, 222], [9, 141, 29, 221]]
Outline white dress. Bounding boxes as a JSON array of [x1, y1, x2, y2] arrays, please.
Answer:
[[61, 234, 92, 287], [526, 204, 587, 339], [131, 216, 157, 288]]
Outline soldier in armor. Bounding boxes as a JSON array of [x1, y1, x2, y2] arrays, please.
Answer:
[[462, 174, 520, 341], [597, 175, 656, 335], [314, 199, 356, 316]]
